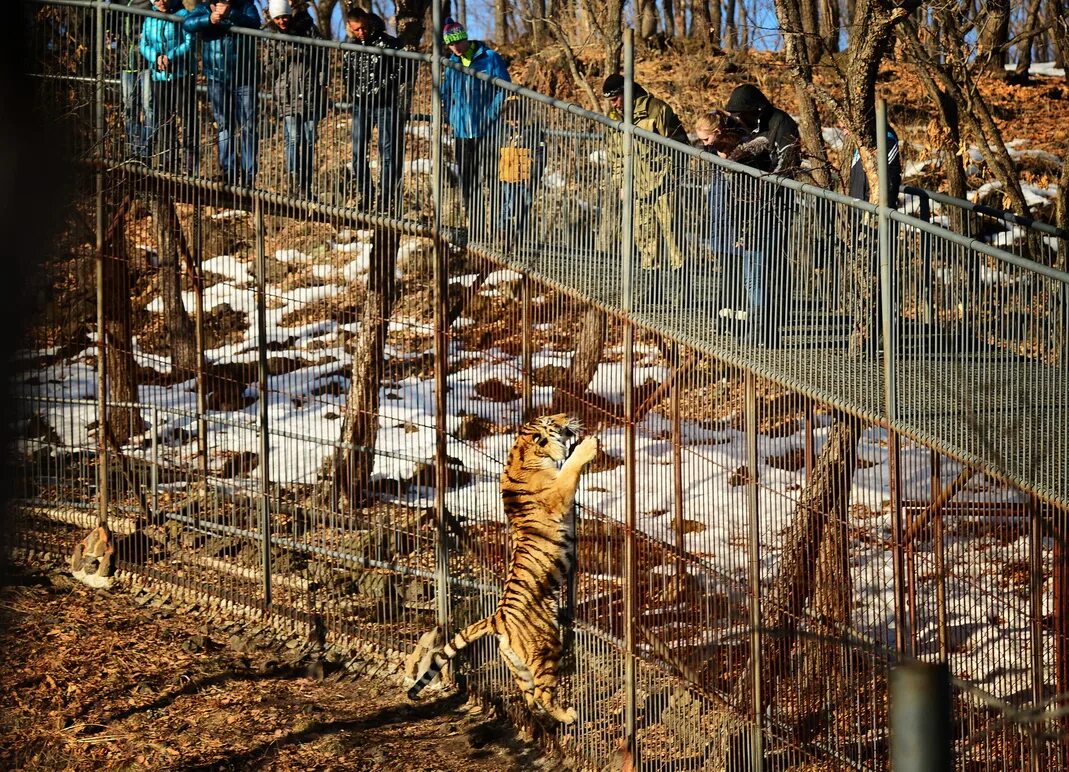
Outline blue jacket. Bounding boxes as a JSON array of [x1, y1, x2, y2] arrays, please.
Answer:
[[140, 10, 194, 81], [440, 42, 510, 139], [182, 1, 261, 84]]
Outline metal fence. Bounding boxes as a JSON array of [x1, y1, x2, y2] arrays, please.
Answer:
[[12, 2, 1069, 769]]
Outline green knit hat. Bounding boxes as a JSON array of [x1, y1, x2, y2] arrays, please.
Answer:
[[443, 18, 467, 45]]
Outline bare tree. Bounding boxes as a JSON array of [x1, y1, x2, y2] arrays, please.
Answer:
[[102, 195, 145, 444], [317, 228, 399, 508], [152, 193, 199, 376]]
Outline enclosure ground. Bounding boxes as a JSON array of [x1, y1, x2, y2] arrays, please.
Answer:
[[0, 557, 558, 771]]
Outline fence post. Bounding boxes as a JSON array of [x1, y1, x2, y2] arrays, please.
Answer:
[[621, 27, 639, 762], [1029, 496, 1046, 771], [889, 661, 952, 771], [93, 0, 108, 530], [254, 198, 272, 608], [744, 371, 764, 769], [430, 0, 450, 635], [878, 99, 909, 656]]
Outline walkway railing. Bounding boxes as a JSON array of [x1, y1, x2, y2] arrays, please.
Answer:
[[14, 2, 1069, 769]]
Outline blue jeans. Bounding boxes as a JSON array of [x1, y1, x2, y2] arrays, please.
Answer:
[[207, 79, 258, 186], [351, 101, 405, 212], [498, 181, 534, 235], [121, 69, 153, 159], [284, 114, 317, 197]]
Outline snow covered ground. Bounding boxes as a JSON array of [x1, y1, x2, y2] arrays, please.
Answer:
[[15, 213, 1049, 708]]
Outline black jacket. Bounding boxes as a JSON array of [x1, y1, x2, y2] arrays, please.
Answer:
[[725, 84, 801, 177], [849, 127, 901, 207], [263, 13, 329, 119], [342, 30, 405, 105]]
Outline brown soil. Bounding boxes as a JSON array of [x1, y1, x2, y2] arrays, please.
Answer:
[[0, 558, 558, 772]]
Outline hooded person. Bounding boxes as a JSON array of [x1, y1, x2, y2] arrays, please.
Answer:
[[724, 83, 801, 177], [718, 84, 801, 346], [262, 0, 328, 199], [601, 74, 688, 276], [439, 18, 511, 236]]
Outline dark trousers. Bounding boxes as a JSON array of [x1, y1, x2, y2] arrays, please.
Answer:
[[150, 77, 199, 174], [283, 114, 317, 197], [456, 136, 488, 233], [121, 69, 152, 159], [351, 101, 405, 213]]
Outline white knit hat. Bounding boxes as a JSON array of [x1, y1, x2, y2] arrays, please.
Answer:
[[269, 0, 293, 17]]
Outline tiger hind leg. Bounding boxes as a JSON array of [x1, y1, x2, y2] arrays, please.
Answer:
[[499, 639, 538, 709], [532, 654, 576, 724]]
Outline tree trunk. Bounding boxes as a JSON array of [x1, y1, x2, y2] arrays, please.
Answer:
[[394, 0, 431, 48], [1051, 0, 1069, 78], [664, 0, 677, 38], [494, 0, 506, 42], [637, 0, 659, 41], [976, 0, 1010, 78], [724, 0, 737, 49], [706, 413, 863, 766], [312, 0, 341, 39], [153, 194, 199, 377], [1013, 0, 1044, 81], [551, 306, 607, 415], [709, 0, 721, 46], [317, 227, 399, 509], [102, 196, 145, 444], [819, 0, 839, 53], [529, 0, 546, 46]]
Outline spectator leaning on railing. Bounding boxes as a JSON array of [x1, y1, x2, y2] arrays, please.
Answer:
[[602, 74, 688, 277], [140, 0, 198, 175], [183, 0, 261, 187], [439, 18, 510, 236], [343, 8, 406, 214], [722, 83, 801, 347], [262, 0, 328, 200]]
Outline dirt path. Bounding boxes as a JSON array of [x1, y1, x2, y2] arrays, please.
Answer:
[[0, 559, 557, 771]]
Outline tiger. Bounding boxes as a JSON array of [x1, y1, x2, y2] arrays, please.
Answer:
[[406, 413, 599, 724]]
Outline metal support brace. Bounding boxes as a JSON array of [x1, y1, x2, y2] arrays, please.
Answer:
[[879, 100, 909, 656], [621, 27, 638, 762], [93, 0, 107, 529], [254, 198, 272, 608], [430, 1, 450, 634]]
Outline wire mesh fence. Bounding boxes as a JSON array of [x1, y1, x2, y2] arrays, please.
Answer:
[[11, 2, 1069, 769]]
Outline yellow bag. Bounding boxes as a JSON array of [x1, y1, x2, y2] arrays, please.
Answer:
[[499, 143, 533, 183]]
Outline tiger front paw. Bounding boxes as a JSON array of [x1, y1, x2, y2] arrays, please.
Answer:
[[570, 436, 599, 467]]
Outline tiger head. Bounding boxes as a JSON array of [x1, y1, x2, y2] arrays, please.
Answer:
[[517, 414, 583, 466]]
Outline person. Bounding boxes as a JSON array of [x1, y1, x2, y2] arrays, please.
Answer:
[[120, 1, 154, 161], [848, 125, 901, 206], [183, 0, 261, 187], [140, 0, 198, 174], [722, 83, 802, 346], [602, 74, 688, 275], [496, 96, 546, 245], [263, 0, 328, 199], [343, 8, 407, 213], [439, 18, 510, 236], [695, 109, 746, 255], [695, 110, 748, 315]]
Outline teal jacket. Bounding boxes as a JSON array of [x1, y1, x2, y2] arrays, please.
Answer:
[[140, 10, 195, 81], [440, 42, 510, 139], [182, 1, 261, 84]]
